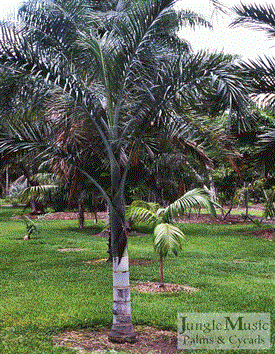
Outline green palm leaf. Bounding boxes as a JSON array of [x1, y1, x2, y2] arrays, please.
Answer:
[[231, 3, 275, 39], [164, 188, 218, 222], [126, 205, 158, 225], [19, 184, 58, 203], [154, 223, 185, 257]]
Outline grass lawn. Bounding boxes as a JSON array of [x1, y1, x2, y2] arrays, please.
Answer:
[[0, 206, 274, 353]]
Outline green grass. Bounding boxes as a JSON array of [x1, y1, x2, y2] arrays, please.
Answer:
[[0, 206, 274, 353]]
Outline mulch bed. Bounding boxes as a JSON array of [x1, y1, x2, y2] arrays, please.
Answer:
[[177, 213, 274, 225], [12, 210, 275, 242], [11, 211, 107, 221], [132, 281, 199, 294], [250, 228, 275, 240], [11, 209, 275, 226], [53, 325, 178, 354]]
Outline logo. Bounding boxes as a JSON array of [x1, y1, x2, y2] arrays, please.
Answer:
[[178, 313, 271, 350]]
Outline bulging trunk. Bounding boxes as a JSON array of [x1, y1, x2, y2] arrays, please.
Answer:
[[109, 249, 136, 343], [108, 163, 136, 343]]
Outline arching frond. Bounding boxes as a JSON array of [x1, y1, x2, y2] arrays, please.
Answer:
[[239, 57, 275, 108], [154, 223, 185, 257], [231, 3, 275, 39], [129, 199, 161, 213], [126, 205, 159, 225], [19, 184, 58, 203], [164, 188, 218, 222], [0, 121, 54, 157]]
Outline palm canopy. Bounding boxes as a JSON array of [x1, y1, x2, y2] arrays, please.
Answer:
[[0, 0, 252, 259], [231, 3, 275, 107]]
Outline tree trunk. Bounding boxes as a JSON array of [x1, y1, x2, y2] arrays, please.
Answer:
[[78, 193, 85, 229], [109, 247, 136, 343], [244, 181, 249, 219], [108, 163, 136, 343], [208, 173, 217, 202], [5, 167, 9, 196], [223, 187, 236, 220], [107, 230, 112, 263], [159, 254, 164, 287], [105, 203, 112, 263]]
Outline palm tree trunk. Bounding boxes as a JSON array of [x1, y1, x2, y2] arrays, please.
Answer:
[[108, 163, 136, 343], [78, 193, 85, 229], [208, 172, 217, 202], [244, 181, 249, 219], [109, 247, 136, 343], [5, 167, 9, 196], [159, 254, 164, 287], [223, 187, 236, 220]]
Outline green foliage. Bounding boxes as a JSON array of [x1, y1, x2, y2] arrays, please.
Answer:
[[21, 215, 40, 239], [165, 188, 218, 222], [48, 184, 69, 212], [127, 188, 218, 283], [263, 187, 275, 219], [212, 167, 239, 205], [154, 223, 185, 257]]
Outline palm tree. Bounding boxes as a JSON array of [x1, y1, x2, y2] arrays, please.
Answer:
[[127, 189, 218, 287], [0, 0, 252, 343], [231, 3, 275, 175]]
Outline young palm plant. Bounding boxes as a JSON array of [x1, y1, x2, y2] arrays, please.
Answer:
[[127, 188, 218, 287]]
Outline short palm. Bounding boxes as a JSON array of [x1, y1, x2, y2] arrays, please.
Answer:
[[127, 188, 217, 285]]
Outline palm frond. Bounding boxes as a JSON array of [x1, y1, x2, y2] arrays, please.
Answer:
[[154, 223, 185, 257], [19, 184, 58, 203], [172, 51, 255, 132], [231, 3, 275, 38], [164, 188, 218, 222], [239, 57, 275, 107], [255, 128, 275, 174], [126, 205, 158, 225], [0, 121, 54, 157], [172, 135, 214, 170]]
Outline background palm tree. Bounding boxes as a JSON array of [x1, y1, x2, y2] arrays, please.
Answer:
[[231, 3, 275, 176]]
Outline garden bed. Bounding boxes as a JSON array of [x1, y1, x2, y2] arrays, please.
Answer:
[[53, 325, 177, 354]]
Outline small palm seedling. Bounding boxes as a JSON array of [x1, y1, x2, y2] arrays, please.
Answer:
[[127, 189, 218, 287], [22, 215, 39, 240]]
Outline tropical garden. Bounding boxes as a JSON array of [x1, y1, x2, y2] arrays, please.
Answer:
[[0, 0, 274, 353]]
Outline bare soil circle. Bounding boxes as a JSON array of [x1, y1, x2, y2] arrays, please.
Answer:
[[132, 281, 199, 294], [53, 325, 178, 354]]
